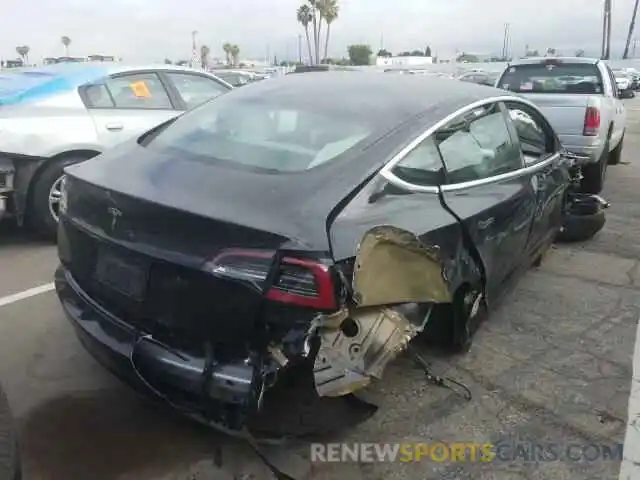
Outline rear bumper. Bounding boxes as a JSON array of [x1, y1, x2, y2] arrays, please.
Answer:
[[559, 136, 603, 165], [54, 265, 262, 431]]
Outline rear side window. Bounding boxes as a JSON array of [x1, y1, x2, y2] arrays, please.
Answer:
[[498, 62, 604, 94], [105, 73, 172, 109], [436, 103, 522, 183], [165, 73, 229, 109]]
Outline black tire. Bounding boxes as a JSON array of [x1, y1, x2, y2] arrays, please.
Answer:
[[28, 154, 92, 239], [608, 134, 624, 165], [421, 286, 484, 354], [556, 210, 606, 243], [0, 383, 20, 480], [581, 140, 608, 194]]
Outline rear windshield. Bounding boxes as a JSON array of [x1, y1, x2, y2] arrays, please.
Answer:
[[498, 63, 604, 94], [146, 94, 373, 172]]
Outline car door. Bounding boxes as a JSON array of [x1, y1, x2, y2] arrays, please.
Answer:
[[503, 100, 570, 257], [81, 71, 180, 149], [162, 71, 231, 110], [434, 102, 538, 302]]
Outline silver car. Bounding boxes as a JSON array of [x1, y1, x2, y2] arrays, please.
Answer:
[[0, 63, 232, 237]]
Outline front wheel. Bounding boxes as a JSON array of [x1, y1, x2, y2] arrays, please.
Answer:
[[28, 154, 93, 239]]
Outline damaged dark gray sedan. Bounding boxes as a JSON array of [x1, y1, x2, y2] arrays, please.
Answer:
[[54, 72, 603, 433]]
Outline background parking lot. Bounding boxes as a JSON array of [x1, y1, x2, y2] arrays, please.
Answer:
[[2, 99, 640, 480]]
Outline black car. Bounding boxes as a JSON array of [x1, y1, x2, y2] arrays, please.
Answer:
[[54, 72, 603, 434], [0, 383, 20, 480]]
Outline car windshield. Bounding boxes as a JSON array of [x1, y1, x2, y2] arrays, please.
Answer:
[[498, 62, 604, 94], [146, 94, 374, 172]]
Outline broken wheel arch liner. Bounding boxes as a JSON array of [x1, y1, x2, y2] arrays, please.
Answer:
[[330, 192, 485, 305]]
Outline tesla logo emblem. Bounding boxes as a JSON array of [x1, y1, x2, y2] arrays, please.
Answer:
[[107, 207, 122, 232]]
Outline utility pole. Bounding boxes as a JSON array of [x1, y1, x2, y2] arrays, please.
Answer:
[[623, 0, 640, 58], [501, 23, 510, 59], [601, 0, 612, 59]]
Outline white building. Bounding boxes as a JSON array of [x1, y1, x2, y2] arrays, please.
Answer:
[[375, 55, 434, 67]]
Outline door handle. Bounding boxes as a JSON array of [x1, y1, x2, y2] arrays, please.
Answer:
[[105, 122, 123, 131]]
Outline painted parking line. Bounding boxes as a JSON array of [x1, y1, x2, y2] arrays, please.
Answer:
[[619, 315, 640, 479], [0, 282, 55, 308]]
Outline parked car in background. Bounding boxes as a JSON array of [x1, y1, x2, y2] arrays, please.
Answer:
[[622, 67, 640, 89], [612, 69, 636, 98], [457, 70, 500, 86], [0, 63, 232, 237], [495, 57, 626, 193], [56, 72, 604, 434], [212, 69, 260, 87]]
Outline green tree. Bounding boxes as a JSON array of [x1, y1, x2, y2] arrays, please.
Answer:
[[222, 43, 232, 66], [575, 49, 585, 57], [164, 58, 172, 64], [546, 47, 557, 56], [347, 44, 372, 65], [526, 49, 540, 57], [61, 36, 71, 56], [15, 45, 29, 64], [308, 0, 320, 63], [377, 48, 392, 57], [410, 50, 425, 56], [297, 4, 314, 64], [425, 45, 432, 57], [230, 44, 240, 66], [200, 44, 210, 69], [319, 0, 339, 63]]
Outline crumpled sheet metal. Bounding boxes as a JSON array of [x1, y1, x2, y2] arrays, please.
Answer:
[[312, 226, 451, 397], [351, 225, 452, 307], [312, 307, 422, 397]]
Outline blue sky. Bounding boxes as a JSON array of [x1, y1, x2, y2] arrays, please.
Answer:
[[2, 0, 638, 62]]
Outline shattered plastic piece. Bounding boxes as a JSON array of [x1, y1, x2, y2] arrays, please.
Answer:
[[268, 345, 289, 367], [312, 306, 424, 397], [352, 226, 451, 307]]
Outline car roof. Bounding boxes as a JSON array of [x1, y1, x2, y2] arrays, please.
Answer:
[[0, 62, 222, 106], [508, 56, 600, 66], [220, 70, 510, 126]]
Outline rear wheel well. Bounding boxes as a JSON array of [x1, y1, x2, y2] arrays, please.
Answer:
[[26, 149, 100, 211]]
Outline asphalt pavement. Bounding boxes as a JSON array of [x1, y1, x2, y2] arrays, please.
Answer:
[[2, 100, 640, 480]]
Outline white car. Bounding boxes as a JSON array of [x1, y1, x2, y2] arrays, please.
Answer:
[[0, 63, 232, 237]]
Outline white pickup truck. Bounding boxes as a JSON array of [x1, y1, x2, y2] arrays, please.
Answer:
[[495, 57, 626, 193]]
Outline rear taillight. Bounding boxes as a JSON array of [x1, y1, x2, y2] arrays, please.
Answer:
[[583, 106, 600, 136], [206, 249, 337, 310]]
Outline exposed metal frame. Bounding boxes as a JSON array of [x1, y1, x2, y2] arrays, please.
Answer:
[[378, 95, 558, 194]]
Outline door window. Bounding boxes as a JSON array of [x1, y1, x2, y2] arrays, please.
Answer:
[[436, 103, 522, 184], [391, 137, 445, 186], [165, 73, 229, 110], [504, 101, 555, 162], [104, 73, 172, 109]]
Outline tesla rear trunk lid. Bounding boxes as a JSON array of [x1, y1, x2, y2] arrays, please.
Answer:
[[60, 175, 328, 349]]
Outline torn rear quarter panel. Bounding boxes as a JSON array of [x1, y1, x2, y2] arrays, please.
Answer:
[[312, 226, 451, 397]]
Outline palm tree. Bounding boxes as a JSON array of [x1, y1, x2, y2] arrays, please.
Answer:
[[200, 44, 210, 69], [222, 43, 232, 66], [297, 5, 313, 64], [308, 0, 320, 63], [15, 45, 29, 65], [230, 44, 240, 66], [319, 0, 338, 62], [61, 36, 71, 56]]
